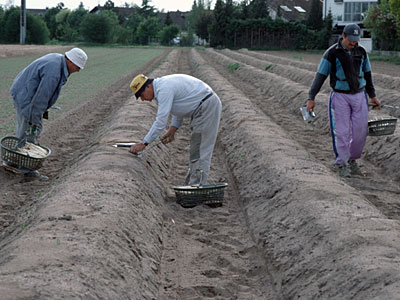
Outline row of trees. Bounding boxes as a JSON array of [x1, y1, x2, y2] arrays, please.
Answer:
[[0, 0, 332, 50], [0, 0, 181, 45], [201, 0, 332, 49]]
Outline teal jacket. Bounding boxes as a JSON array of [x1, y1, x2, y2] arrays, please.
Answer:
[[308, 38, 376, 100]]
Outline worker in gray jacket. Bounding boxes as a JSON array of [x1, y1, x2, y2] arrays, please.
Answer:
[[129, 74, 222, 186], [5, 48, 88, 180]]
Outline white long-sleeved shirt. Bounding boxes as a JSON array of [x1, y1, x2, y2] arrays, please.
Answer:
[[143, 74, 213, 144]]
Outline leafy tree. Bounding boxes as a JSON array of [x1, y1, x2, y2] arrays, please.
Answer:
[[160, 24, 180, 45], [389, 0, 400, 37], [2, 6, 19, 43], [26, 13, 50, 44], [81, 13, 112, 43], [104, 0, 115, 10], [67, 3, 87, 29], [44, 5, 64, 39], [0, 6, 5, 42], [54, 9, 71, 40], [186, 0, 206, 31], [238, 0, 249, 20], [138, 0, 157, 18], [1, 6, 50, 44], [165, 11, 172, 26], [101, 9, 119, 42], [126, 12, 144, 43], [195, 10, 213, 41], [307, 0, 323, 30], [136, 16, 160, 44], [316, 9, 332, 48], [180, 32, 194, 46], [364, 0, 398, 49], [248, 0, 268, 19], [209, 0, 226, 47], [114, 26, 132, 44]]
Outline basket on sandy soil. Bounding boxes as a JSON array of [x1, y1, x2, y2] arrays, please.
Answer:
[[368, 118, 397, 136], [172, 183, 228, 208], [1, 136, 51, 171]]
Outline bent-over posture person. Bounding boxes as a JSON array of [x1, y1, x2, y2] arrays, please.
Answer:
[[129, 73, 222, 185], [306, 24, 380, 178], [4, 48, 88, 180]]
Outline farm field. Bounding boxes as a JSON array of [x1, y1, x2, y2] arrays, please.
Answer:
[[0, 46, 165, 136], [1, 46, 400, 299]]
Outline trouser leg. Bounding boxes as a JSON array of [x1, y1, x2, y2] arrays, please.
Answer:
[[14, 105, 42, 174], [15, 105, 42, 143], [185, 94, 222, 185], [330, 92, 351, 167], [349, 92, 369, 160]]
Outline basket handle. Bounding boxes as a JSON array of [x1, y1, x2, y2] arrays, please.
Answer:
[[14, 137, 27, 150], [199, 169, 204, 187]]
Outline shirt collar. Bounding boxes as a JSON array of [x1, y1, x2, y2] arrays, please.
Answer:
[[62, 56, 69, 78]]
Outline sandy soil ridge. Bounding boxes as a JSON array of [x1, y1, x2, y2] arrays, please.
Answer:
[[1, 46, 400, 300]]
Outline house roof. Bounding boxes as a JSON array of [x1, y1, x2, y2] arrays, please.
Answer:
[[89, 6, 136, 19], [269, 0, 313, 22], [158, 11, 188, 31], [27, 8, 48, 16]]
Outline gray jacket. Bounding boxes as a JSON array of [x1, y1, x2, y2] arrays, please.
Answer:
[[10, 53, 69, 125]]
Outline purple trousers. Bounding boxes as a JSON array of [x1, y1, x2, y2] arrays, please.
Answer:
[[329, 91, 369, 167]]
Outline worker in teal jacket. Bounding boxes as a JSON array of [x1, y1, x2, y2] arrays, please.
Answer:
[[307, 24, 380, 178]]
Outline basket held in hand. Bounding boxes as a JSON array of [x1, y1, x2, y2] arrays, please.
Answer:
[[368, 118, 397, 136]]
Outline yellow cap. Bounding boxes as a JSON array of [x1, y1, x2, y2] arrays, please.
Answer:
[[130, 74, 151, 99]]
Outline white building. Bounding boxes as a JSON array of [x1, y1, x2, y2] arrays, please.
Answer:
[[323, 0, 378, 51]]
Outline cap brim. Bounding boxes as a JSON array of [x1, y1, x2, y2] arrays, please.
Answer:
[[348, 35, 360, 42]]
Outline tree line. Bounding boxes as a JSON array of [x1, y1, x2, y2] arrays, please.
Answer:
[[0, 0, 181, 45], [1, 0, 398, 50]]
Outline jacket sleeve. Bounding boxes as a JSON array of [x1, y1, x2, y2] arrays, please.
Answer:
[[143, 90, 173, 144], [308, 57, 330, 100], [363, 54, 376, 98]]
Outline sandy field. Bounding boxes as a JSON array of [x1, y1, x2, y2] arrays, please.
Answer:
[[1, 45, 400, 300], [0, 45, 73, 58]]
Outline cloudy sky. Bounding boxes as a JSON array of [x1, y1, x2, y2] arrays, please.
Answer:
[[0, 0, 207, 12]]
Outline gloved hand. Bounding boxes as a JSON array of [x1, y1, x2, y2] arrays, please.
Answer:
[[26, 124, 37, 138]]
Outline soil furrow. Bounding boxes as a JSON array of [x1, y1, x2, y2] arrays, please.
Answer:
[[157, 49, 276, 299]]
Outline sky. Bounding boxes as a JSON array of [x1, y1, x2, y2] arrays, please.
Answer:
[[0, 0, 203, 12]]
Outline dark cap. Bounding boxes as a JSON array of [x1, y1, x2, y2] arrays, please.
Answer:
[[343, 23, 361, 42]]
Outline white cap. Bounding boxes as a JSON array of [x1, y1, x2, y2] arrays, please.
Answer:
[[65, 48, 88, 69]]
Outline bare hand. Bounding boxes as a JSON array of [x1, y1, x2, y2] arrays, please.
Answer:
[[306, 99, 315, 112], [370, 97, 381, 110], [129, 143, 146, 155]]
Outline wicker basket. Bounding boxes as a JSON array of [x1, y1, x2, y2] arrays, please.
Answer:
[[368, 118, 397, 136], [1, 136, 51, 171], [172, 183, 228, 208]]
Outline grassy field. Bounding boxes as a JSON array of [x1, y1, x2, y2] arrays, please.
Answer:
[[0, 47, 164, 137]]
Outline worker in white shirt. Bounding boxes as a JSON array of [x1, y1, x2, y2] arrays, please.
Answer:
[[129, 74, 222, 185]]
